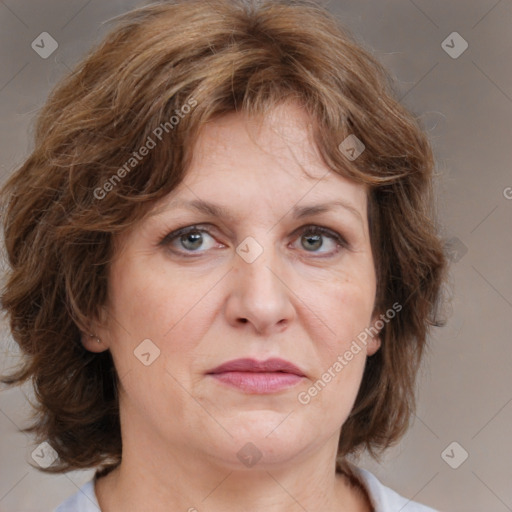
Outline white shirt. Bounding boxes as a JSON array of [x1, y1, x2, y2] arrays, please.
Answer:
[[53, 466, 439, 512]]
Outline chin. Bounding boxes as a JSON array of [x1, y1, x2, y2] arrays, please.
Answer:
[[224, 408, 302, 436], [217, 419, 311, 462], [209, 439, 308, 473]]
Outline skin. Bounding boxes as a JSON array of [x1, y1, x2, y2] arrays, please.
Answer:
[[84, 101, 381, 512]]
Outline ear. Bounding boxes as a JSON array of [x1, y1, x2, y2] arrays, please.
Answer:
[[80, 305, 110, 353], [366, 312, 383, 356], [81, 331, 108, 353]]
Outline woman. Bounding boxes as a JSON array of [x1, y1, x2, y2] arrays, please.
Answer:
[[0, 0, 447, 510]]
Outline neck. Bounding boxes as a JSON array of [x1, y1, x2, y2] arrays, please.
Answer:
[[94, 397, 372, 512], [94, 438, 371, 512]]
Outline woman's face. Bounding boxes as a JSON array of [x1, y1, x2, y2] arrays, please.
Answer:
[[92, 102, 381, 471]]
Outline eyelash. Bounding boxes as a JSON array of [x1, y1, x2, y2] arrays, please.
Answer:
[[159, 224, 348, 258]]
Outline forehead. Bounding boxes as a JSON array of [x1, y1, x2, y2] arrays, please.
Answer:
[[143, 101, 369, 230], [181, 102, 366, 201], [190, 102, 324, 178]]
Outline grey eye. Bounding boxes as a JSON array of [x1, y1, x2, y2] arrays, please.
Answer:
[[301, 233, 323, 251], [180, 231, 204, 251], [164, 228, 218, 253]]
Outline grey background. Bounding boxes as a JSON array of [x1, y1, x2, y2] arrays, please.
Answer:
[[0, 0, 511, 511]]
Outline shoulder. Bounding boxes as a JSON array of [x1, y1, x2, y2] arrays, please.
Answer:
[[350, 464, 440, 512], [53, 479, 100, 512]]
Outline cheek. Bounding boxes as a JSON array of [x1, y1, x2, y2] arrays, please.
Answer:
[[316, 271, 375, 346], [106, 255, 217, 375], [298, 280, 371, 418], [104, 259, 204, 417], [305, 275, 374, 394]]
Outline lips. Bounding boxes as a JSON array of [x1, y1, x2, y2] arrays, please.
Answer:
[[207, 357, 306, 377], [206, 358, 307, 394]]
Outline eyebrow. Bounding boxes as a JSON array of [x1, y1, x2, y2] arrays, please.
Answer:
[[153, 198, 363, 226]]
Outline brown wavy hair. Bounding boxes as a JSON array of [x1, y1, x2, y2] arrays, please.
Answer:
[[0, 0, 446, 476]]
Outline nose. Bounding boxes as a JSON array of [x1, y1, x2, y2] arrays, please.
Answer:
[[224, 243, 296, 336]]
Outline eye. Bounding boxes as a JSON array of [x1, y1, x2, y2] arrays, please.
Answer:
[[159, 224, 347, 257], [159, 225, 223, 255], [291, 225, 347, 257]]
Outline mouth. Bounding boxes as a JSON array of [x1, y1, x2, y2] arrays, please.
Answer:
[[206, 358, 306, 394]]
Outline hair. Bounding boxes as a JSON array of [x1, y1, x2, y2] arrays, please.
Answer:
[[0, 0, 447, 477]]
